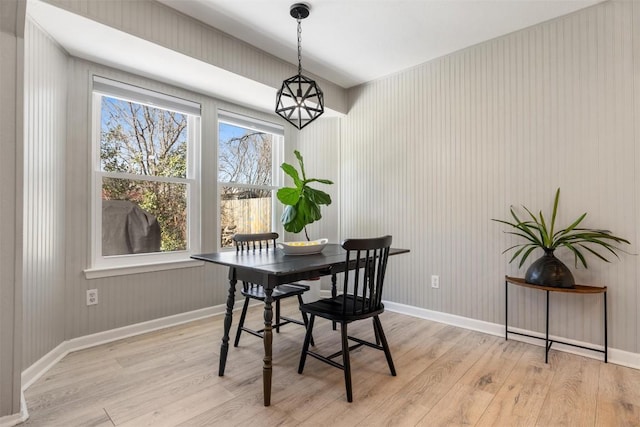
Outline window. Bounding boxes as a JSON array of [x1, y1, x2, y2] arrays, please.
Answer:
[[218, 111, 283, 248], [90, 76, 201, 270]]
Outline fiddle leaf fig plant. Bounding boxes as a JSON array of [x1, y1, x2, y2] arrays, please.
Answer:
[[492, 188, 631, 269], [277, 150, 333, 240]]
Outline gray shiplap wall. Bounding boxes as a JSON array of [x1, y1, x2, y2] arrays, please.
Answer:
[[340, 0, 639, 353], [0, 0, 25, 417], [293, 118, 341, 245], [22, 18, 67, 369], [294, 118, 342, 292]]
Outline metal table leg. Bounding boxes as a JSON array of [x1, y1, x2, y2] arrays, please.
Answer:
[[545, 290, 550, 364], [505, 279, 508, 340], [604, 290, 608, 363]]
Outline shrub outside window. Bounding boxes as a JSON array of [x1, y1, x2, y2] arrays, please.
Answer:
[[91, 76, 201, 269]]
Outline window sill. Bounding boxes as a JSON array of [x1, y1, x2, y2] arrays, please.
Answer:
[[84, 259, 204, 279]]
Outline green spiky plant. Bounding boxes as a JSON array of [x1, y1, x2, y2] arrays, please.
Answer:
[[492, 188, 631, 269], [277, 150, 333, 241]]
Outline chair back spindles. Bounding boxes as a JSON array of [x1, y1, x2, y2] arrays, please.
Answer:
[[233, 232, 278, 252], [341, 236, 392, 317]]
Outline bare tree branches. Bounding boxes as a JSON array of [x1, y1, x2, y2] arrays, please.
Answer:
[[100, 97, 189, 252]]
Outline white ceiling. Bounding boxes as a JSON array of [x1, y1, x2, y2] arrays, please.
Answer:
[[158, 0, 603, 88]]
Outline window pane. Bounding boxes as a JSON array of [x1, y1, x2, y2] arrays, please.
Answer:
[[218, 122, 272, 185], [220, 186, 272, 248], [102, 177, 187, 255], [101, 96, 187, 178]]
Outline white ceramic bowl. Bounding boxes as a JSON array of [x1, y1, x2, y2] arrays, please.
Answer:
[[278, 238, 328, 255]]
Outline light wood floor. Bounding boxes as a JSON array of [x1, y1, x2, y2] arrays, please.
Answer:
[[23, 300, 640, 427]]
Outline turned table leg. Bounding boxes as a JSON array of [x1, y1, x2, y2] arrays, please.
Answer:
[[263, 287, 274, 406], [219, 269, 237, 376]]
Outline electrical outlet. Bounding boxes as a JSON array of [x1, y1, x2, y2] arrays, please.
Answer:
[[86, 289, 98, 306], [431, 275, 440, 289]]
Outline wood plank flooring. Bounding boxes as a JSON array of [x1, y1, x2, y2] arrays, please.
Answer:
[[22, 300, 640, 426]]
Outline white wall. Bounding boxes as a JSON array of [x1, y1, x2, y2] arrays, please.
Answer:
[[340, 0, 639, 353]]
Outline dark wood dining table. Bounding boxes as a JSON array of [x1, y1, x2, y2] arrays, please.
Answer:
[[192, 243, 409, 406]]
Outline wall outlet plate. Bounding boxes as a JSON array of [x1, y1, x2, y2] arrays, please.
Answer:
[[87, 289, 98, 306], [431, 275, 440, 289]]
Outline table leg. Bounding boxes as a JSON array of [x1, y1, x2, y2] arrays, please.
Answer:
[[604, 291, 608, 363], [332, 273, 337, 331], [219, 269, 237, 376], [331, 273, 337, 298], [545, 290, 550, 364], [263, 287, 274, 406], [505, 280, 508, 341]]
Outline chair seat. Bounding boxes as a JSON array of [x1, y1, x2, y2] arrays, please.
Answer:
[[301, 295, 385, 322], [241, 283, 310, 300]]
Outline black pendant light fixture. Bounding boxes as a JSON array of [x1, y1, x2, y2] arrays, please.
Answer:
[[275, 3, 324, 130]]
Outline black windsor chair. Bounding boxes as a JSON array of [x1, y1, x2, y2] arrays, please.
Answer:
[[233, 232, 314, 347], [297, 235, 396, 402]]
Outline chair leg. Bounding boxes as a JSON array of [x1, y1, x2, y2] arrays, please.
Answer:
[[298, 314, 315, 374], [373, 318, 381, 345], [297, 295, 314, 347], [341, 322, 353, 402], [275, 299, 281, 333], [374, 316, 396, 376], [234, 297, 251, 347]]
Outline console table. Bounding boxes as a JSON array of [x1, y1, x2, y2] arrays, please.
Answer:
[[504, 276, 607, 363]]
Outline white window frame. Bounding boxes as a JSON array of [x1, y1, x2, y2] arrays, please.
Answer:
[[86, 76, 202, 277], [217, 110, 284, 250]]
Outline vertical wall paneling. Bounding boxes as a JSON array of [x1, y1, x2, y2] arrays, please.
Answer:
[[294, 118, 341, 244], [23, 19, 67, 369], [0, 0, 25, 417], [633, 0, 640, 355], [340, 1, 639, 353], [294, 118, 342, 291]]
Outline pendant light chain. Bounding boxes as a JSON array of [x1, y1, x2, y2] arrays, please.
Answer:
[[297, 17, 303, 75]]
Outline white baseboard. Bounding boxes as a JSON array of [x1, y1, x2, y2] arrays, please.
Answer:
[[319, 289, 332, 298], [0, 392, 28, 427], [383, 300, 640, 370]]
